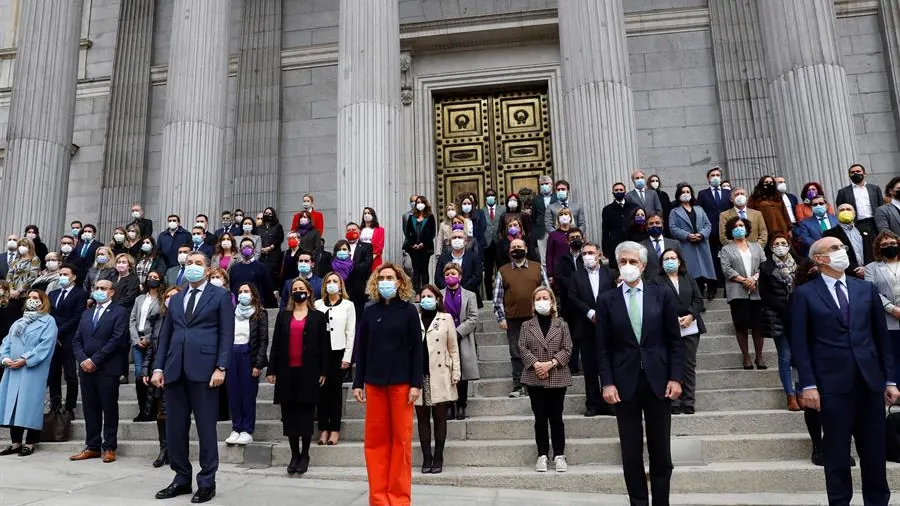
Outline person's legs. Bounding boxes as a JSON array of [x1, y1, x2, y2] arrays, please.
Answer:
[[9, 426, 23, 446], [680, 333, 700, 409], [98, 374, 120, 451], [641, 374, 673, 506], [751, 319, 766, 367], [164, 381, 193, 487], [79, 373, 102, 451], [47, 343, 64, 410], [61, 345, 79, 412], [225, 345, 244, 433], [364, 385, 390, 506], [547, 388, 566, 457], [506, 318, 525, 391], [190, 380, 221, 490], [529, 386, 550, 457], [456, 380, 469, 409], [615, 386, 649, 503], [24, 429, 41, 446], [734, 328, 751, 367], [773, 334, 796, 395], [386, 384, 414, 506], [819, 390, 855, 506], [853, 383, 890, 506], [431, 403, 449, 469], [415, 405, 433, 467]]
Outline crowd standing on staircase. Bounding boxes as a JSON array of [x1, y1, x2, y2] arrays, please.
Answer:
[[0, 169, 897, 505]]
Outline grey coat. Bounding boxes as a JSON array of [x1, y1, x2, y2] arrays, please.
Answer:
[[545, 201, 586, 233], [129, 293, 162, 345], [875, 203, 900, 235], [865, 261, 900, 331], [455, 288, 480, 380], [625, 188, 663, 216], [483, 204, 506, 247], [718, 242, 765, 301], [669, 206, 716, 280]]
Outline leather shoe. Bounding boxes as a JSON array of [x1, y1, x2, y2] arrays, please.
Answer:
[[584, 408, 601, 417], [0, 445, 21, 456], [155, 483, 192, 500], [683, 406, 695, 415], [102, 450, 116, 463], [69, 449, 101, 461], [191, 488, 216, 504], [296, 454, 310, 475], [287, 455, 299, 475], [456, 406, 466, 421]]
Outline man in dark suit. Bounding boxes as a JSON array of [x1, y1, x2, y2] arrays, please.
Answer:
[[596, 241, 683, 506], [346, 222, 374, 314], [482, 189, 506, 297], [0, 234, 19, 279], [552, 228, 585, 325], [69, 279, 129, 463], [775, 176, 800, 225], [824, 203, 874, 279], [152, 252, 235, 504], [567, 242, 617, 417], [836, 164, 882, 235], [697, 167, 731, 297], [625, 170, 663, 216], [130, 204, 154, 238], [601, 183, 639, 261], [532, 175, 557, 266], [214, 210, 241, 239], [190, 226, 215, 259], [795, 195, 840, 257], [875, 177, 900, 235], [641, 214, 681, 278], [72, 224, 102, 281], [790, 237, 898, 506], [434, 228, 483, 293], [47, 264, 88, 414]]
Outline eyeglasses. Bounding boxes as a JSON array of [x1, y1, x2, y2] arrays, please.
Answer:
[[815, 244, 849, 255]]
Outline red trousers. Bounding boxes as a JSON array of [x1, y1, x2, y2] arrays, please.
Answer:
[[364, 384, 413, 506]]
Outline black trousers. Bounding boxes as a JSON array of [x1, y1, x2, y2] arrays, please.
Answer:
[[79, 373, 120, 451], [48, 343, 78, 412], [456, 380, 469, 408], [166, 379, 221, 490], [483, 242, 498, 299], [576, 321, 603, 411], [317, 350, 346, 432], [528, 386, 566, 457], [615, 371, 672, 506], [505, 318, 527, 387], [708, 236, 724, 289], [9, 426, 41, 445], [409, 250, 431, 292]]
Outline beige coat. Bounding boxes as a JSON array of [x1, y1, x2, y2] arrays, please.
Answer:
[[415, 312, 461, 405]]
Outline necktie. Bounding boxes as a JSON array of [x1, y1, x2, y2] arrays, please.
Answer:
[[92, 307, 101, 329], [654, 239, 662, 258], [562, 202, 568, 209], [835, 280, 849, 325], [819, 218, 829, 232], [739, 210, 747, 220], [490, 207, 494, 221], [57, 290, 66, 308], [185, 289, 198, 321], [639, 190, 645, 202], [81, 241, 89, 257], [714, 189, 720, 205], [628, 287, 642, 343], [176, 267, 184, 285]]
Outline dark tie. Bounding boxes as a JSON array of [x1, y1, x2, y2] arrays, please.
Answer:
[[176, 267, 184, 285], [185, 288, 198, 322], [714, 189, 720, 205], [835, 280, 849, 325], [489, 207, 494, 221], [654, 239, 662, 258], [92, 307, 101, 329], [57, 290, 66, 308], [562, 202, 569, 209]]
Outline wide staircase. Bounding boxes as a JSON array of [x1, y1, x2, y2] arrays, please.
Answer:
[[9, 302, 900, 495]]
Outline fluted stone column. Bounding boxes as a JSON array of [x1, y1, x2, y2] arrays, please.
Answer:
[[758, 0, 856, 199], [0, 1, 83, 238], [159, 1, 230, 222], [881, 0, 900, 142], [336, 0, 402, 263], [558, 0, 638, 243], [99, 0, 156, 233]]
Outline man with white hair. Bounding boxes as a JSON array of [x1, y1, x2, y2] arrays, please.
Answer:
[[595, 241, 683, 505]]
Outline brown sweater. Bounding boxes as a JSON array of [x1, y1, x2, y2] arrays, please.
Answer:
[[499, 262, 543, 319]]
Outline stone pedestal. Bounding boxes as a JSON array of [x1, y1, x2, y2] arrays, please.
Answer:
[[558, 0, 638, 242], [158, 0, 231, 222], [0, 1, 84, 238], [758, 0, 856, 198], [336, 0, 402, 263]]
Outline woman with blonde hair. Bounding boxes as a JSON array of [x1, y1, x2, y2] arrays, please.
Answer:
[[83, 246, 116, 292], [352, 263, 423, 506], [112, 253, 140, 314], [435, 202, 459, 256], [313, 272, 355, 446], [32, 252, 62, 293], [7, 238, 40, 301]]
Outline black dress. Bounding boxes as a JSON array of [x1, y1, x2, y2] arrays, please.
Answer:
[[267, 309, 330, 437]]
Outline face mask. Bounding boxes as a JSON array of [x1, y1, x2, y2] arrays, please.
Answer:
[[26, 232, 36, 241], [680, 193, 692, 203], [462, 203, 473, 213], [177, 253, 188, 265], [634, 179, 646, 189], [46, 260, 59, 271], [292, 291, 309, 303], [507, 226, 520, 236], [288, 238, 299, 249], [762, 183, 775, 193], [634, 215, 646, 225], [96, 255, 109, 265], [416, 203, 426, 212], [72, 228, 81, 237], [534, 300, 552, 316], [420, 297, 437, 311], [440, 210, 454, 220], [303, 202, 312, 210], [650, 181, 660, 190], [242, 224, 253, 233], [772, 245, 790, 258], [663, 259, 679, 274], [540, 184, 551, 195], [116, 263, 129, 274], [881, 245, 899, 259], [826, 248, 851, 272], [241, 246, 255, 258], [556, 190, 568, 201], [346, 231, 360, 241], [132, 211, 141, 219], [613, 191, 626, 201], [222, 219, 232, 227], [92, 290, 109, 304], [776, 182, 788, 193], [510, 249, 526, 261], [263, 214, 273, 222], [235, 215, 244, 223], [894, 189, 900, 200], [238, 293, 252, 306], [812, 204, 827, 218], [709, 176, 721, 187], [377, 280, 397, 299], [336, 250, 351, 260], [648, 225, 663, 237], [732, 227, 747, 239], [326, 282, 341, 295], [570, 239, 583, 250], [721, 185, 731, 191], [508, 200, 518, 210], [25, 299, 41, 311], [58, 275, 71, 287], [444, 274, 460, 287], [221, 240, 232, 250], [837, 210, 855, 224], [127, 231, 137, 240], [299, 218, 310, 227], [17, 246, 28, 255], [6, 240, 16, 251], [734, 195, 748, 207], [168, 221, 178, 230], [183, 264, 206, 283], [192, 235, 203, 245], [806, 189, 818, 200], [850, 173, 864, 185], [146, 278, 161, 289], [363, 214, 373, 223], [82, 232, 94, 241], [61, 244, 73, 254], [582, 254, 597, 269], [255, 220, 263, 227], [451, 238, 465, 250], [196, 222, 207, 230], [485, 197, 495, 207], [209, 278, 225, 288], [298, 262, 312, 275], [619, 264, 642, 283], [558, 215, 571, 226]]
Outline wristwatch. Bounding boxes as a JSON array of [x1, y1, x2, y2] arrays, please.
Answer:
[[217, 366, 227, 372]]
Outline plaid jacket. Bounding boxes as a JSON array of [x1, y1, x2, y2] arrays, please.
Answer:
[[518, 316, 573, 388]]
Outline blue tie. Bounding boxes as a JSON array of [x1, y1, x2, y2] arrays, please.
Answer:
[[92, 307, 101, 329], [176, 267, 184, 285], [835, 280, 849, 325], [81, 241, 89, 257]]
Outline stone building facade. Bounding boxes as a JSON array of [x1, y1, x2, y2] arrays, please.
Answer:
[[0, 0, 898, 260]]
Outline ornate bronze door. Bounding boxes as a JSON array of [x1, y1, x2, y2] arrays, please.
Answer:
[[434, 90, 553, 210]]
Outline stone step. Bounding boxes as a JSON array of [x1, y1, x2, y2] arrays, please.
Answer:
[[478, 319, 739, 335]]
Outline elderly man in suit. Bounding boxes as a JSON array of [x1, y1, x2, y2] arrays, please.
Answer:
[[875, 177, 900, 235], [775, 176, 800, 225], [129, 204, 154, 239], [597, 241, 683, 506], [641, 214, 681, 279], [824, 203, 874, 280], [69, 278, 129, 463], [0, 234, 19, 280], [791, 237, 898, 506], [625, 170, 663, 216], [545, 180, 586, 236], [151, 252, 235, 504], [532, 175, 557, 267], [482, 188, 506, 298], [435, 228, 483, 293], [836, 164, 882, 235], [47, 264, 88, 415], [795, 195, 840, 257], [719, 187, 768, 248]]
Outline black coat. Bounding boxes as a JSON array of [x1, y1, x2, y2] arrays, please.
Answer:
[[112, 273, 141, 314], [267, 309, 330, 404], [757, 258, 794, 338], [247, 310, 270, 370], [601, 200, 640, 260], [404, 215, 437, 255], [653, 273, 706, 335]]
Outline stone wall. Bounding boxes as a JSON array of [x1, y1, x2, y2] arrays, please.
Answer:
[[65, 95, 111, 227]]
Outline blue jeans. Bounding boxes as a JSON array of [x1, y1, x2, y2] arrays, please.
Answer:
[[133, 346, 145, 379], [773, 333, 794, 395]]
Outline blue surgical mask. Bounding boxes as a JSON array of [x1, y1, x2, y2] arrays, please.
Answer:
[[648, 226, 663, 237], [812, 204, 827, 218], [663, 259, 679, 274], [556, 190, 568, 201], [634, 179, 646, 189], [378, 280, 397, 299], [183, 264, 206, 283], [732, 226, 747, 239], [486, 196, 496, 206], [192, 234, 203, 245], [420, 297, 436, 311], [96, 255, 109, 265], [540, 184, 551, 195], [237, 293, 252, 306], [58, 275, 71, 287], [336, 250, 350, 261], [298, 263, 312, 275], [92, 290, 108, 304]]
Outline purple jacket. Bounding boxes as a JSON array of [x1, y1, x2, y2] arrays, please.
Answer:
[[545, 230, 570, 279]]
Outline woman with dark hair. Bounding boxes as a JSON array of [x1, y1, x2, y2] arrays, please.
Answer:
[[719, 216, 766, 369], [795, 181, 834, 222], [330, 240, 354, 282], [656, 247, 705, 414], [458, 193, 487, 257], [135, 236, 166, 286], [23, 226, 48, 270], [360, 207, 385, 272], [294, 210, 321, 254], [669, 183, 716, 294], [230, 237, 276, 307], [211, 233, 238, 272], [142, 286, 181, 467], [225, 283, 269, 446], [500, 192, 531, 238], [238, 217, 262, 262], [129, 271, 163, 422], [626, 207, 649, 243], [749, 175, 792, 238], [647, 175, 672, 228], [865, 231, 900, 383], [258, 206, 285, 289], [0, 282, 24, 382], [758, 232, 802, 411], [497, 216, 540, 269], [404, 196, 437, 292]]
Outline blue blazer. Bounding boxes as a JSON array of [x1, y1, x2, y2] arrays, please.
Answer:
[[794, 214, 839, 256], [72, 303, 129, 376], [789, 276, 892, 395], [595, 282, 684, 402], [434, 249, 483, 293], [153, 284, 235, 383], [697, 187, 731, 238], [48, 286, 88, 342]]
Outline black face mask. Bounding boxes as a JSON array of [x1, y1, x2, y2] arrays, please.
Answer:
[[894, 189, 900, 200], [292, 291, 309, 303], [510, 249, 526, 261], [569, 239, 584, 250], [264, 214, 273, 222], [613, 192, 626, 201], [146, 279, 161, 289], [882, 245, 899, 260], [850, 173, 865, 185], [762, 183, 775, 194]]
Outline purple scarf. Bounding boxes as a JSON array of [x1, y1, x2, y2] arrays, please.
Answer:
[[444, 286, 462, 327], [297, 221, 313, 235], [331, 257, 354, 280]]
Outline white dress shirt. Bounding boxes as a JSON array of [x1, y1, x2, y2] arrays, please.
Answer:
[[585, 267, 601, 321], [821, 273, 848, 308], [782, 194, 797, 223], [56, 287, 71, 307], [93, 300, 112, 322], [349, 241, 358, 258], [233, 318, 250, 345], [852, 184, 873, 219], [183, 280, 208, 312], [137, 295, 153, 333]]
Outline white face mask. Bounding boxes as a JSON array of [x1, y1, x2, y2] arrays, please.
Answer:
[[776, 183, 788, 193], [582, 254, 597, 269], [17, 245, 28, 255], [168, 221, 178, 230], [114, 233, 125, 243], [221, 240, 232, 250], [363, 214, 373, 223], [649, 181, 660, 190], [127, 231, 137, 240], [46, 260, 60, 271], [61, 244, 73, 254], [772, 245, 790, 258], [734, 195, 748, 207], [25, 299, 41, 311], [132, 211, 141, 219], [826, 248, 851, 272], [209, 278, 225, 288], [558, 215, 571, 226], [326, 282, 341, 295], [508, 200, 518, 210], [81, 232, 94, 241], [451, 238, 465, 250], [619, 264, 642, 283], [6, 240, 16, 251], [416, 203, 426, 212], [177, 253, 188, 265], [534, 300, 552, 316], [679, 193, 692, 203], [446, 210, 456, 219], [26, 233, 36, 241]]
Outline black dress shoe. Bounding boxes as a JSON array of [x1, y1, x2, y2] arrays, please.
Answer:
[[287, 455, 300, 475], [683, 406, 695, 415], [811, 446, 824, 466], [670, 405, 683, 415], [449, 405, 457, 420], [456, 407, 466, 421], [155, 483, 192, 500], [584, 408, 600, 417], [0, 445, 21, 456], [191, 488, 216, 504], [431, 458, 443, 474], [296, 454, 310, 475], [421, 456, 433, 474], [152, 448, 169, 468], [18, 445, 34, 457]]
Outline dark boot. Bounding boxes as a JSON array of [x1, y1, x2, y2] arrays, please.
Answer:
[[420, 444, 433, 474], [134, 381, 151, 422], [153, 419, 168, 468], [431, 440, 444, 474]]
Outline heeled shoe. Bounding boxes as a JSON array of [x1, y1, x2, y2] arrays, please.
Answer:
[[296, 454, 310, 475], [456, 406, 466, 421], [287, 455, 300, 475], [421, 456, 433, 474], [755, 362, 768, 370], [317, 431, 329, 446], [327, 432, 340, 446], [152, 447, 169, 468], [0, 445, 22, 456]]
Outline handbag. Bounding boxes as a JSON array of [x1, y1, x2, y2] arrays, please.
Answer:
[[886, 405, 900, 463], [41, 405, 73, 443]]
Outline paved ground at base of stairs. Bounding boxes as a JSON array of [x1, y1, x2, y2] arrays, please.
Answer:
[[0, 452, 894, 506]]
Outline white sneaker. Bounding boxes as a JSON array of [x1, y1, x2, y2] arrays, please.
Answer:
[[535, 455, 548, 472], [554, 455, 568, 472], [236, 432, 253, 445], [225, 431, 240, 445]]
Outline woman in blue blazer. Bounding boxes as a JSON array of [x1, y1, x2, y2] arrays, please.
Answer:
[[669, 183, 717, 295]]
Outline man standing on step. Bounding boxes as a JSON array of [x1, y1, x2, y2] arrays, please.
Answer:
[[493, 238, 548, 398], [791, 237, 898, 506], [152, 252, 234, 504], [596, 241, 683, 506], [47, 264, 88, 416]]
